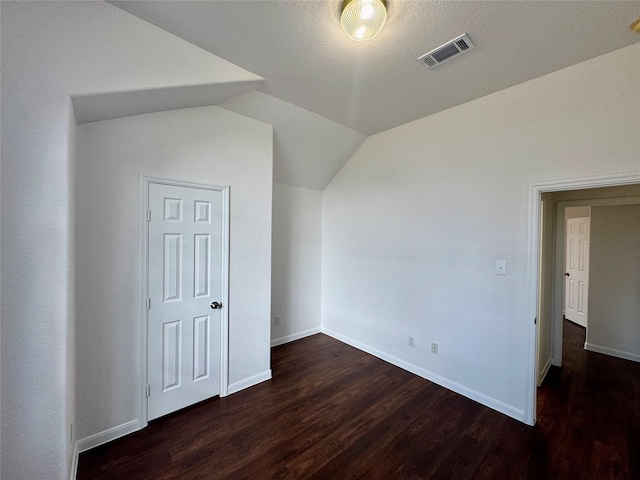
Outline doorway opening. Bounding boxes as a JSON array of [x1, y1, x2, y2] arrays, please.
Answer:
[[525, 173, 640, 426]]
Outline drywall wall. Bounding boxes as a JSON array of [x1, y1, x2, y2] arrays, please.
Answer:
[[271, 184, 322, 345], [565, 206, 591, 219], [1, 2, 263, 478], [587, 205, 640, 361], [221, 91, 366, 190], [322, 43, 640, 420], [76, 106, 272, 442]]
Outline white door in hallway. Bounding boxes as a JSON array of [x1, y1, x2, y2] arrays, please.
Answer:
[[564, 217, 590, 328], [148, 182, 224, 421]]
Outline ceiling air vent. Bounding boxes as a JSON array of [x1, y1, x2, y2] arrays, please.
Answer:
[[418, 34, 475, 69]]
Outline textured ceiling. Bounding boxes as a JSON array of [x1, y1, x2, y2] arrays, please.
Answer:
[[109, 1, 639, 136]]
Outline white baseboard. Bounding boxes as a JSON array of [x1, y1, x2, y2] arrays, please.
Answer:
[[71, 420, 140, 480], [537, 357, 552, 386], [72, 368, 273, 474], [76, 419, 140, 455], [271, 327, 321, 347], [71, 369, 272, 477], [70, 442, 79, 480], [321, 327, 524, 422], [227, 369, 272, 395], [585, 342, 640, 363], [71, 419, 140, 479]]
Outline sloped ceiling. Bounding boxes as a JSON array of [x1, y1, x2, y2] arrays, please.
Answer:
[[111, 0, 639, 136], [107, 0, 639, 189], [72, 81, 263, 125], [220, 91, 366, 190]]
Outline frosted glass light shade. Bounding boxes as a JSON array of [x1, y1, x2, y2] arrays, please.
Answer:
[[341, 0, 387, 41]]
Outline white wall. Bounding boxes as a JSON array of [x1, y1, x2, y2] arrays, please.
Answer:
[[271, 184, 322, 345], [221, 91, 366, 190], [322, 43, 640, 421], [1, 2, 265, 478], [587, 204, 640, 361], [565, 206, 591, 220], [76, 106, 272, 442]]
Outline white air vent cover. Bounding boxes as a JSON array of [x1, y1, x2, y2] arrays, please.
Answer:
[[418, 34, 475, 69]]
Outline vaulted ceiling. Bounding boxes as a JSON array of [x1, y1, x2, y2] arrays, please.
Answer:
[[109, 0, 639, 188]]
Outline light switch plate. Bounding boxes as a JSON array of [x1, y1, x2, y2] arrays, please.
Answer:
[[495, 260, 507, 275]]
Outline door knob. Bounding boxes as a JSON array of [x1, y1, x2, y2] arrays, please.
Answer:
[[210, 301, 222, 309], [565, 272, 570, 276]]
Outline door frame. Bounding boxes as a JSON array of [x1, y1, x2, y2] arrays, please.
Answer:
[[139, 175, 230, 427], [525, 172, 640, 426]]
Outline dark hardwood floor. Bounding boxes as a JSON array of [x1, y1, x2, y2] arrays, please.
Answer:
[[78, 320, 640, 479]]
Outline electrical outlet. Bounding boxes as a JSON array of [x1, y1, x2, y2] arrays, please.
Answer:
[[408, 336, 415, 347], [431, 342, 438, 354], [274, 315, 281, 326]]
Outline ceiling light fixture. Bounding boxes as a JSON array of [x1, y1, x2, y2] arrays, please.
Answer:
[[631, 18, 640, 33], [341, 0, 387, 42]]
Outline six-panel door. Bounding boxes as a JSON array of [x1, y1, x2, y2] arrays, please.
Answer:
[[564, 216, 590, 328], [148, 183, 223, 421]]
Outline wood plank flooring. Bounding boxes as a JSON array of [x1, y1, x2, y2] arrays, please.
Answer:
[[78, 320, 640, 479]]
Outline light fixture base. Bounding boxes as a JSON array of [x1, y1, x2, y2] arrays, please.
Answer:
[[341, 0, 386, 13]]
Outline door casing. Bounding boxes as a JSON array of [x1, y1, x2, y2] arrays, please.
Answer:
[[140, 175, 230, 428]]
